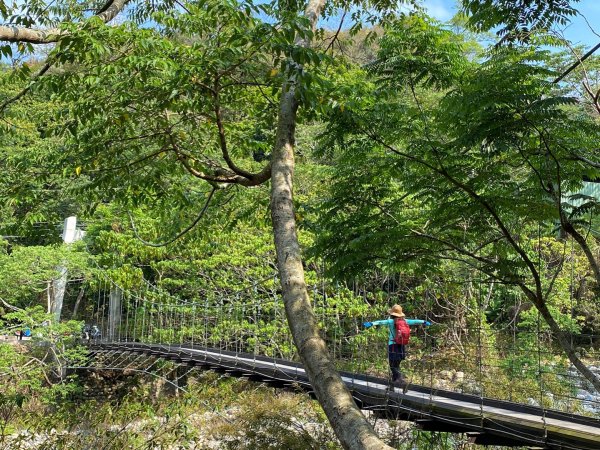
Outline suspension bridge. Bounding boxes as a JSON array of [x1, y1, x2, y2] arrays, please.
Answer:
[[68, 269, 600, 450], [3, 217, 599, 448]]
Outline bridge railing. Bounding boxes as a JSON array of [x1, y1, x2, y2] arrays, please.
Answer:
[[82, 276, 600, 419]]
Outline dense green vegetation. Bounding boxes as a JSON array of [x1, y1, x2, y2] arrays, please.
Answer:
[[1, 0, 599, 448]]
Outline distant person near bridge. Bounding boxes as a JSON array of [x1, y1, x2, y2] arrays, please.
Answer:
[[82, 324, 101, 340], [363, 305, 430, 389]]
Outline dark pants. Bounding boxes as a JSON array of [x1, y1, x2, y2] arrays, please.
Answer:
[[388, 344, 406, 381]]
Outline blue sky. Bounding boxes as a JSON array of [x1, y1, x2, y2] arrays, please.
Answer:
[[421, 0, 600, 47]]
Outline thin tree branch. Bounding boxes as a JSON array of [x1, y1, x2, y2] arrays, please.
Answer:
[[553, 30, 600, 115], [213, 88, 254, 180], [87, 147, 170, 173], [127, 186, 216, 247], [176, 152, 237, 183], [544, 238, 567, 299], [324, 9, 347, 54], [553, 41, 600, 83], [571, 153, 600, 169], [410, 230, 507, 274], [0, 296, 24, 312], [0, 61, 51, 114]]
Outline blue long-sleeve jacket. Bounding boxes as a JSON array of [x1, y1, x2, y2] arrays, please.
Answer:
[[371, 318, 426, 345]]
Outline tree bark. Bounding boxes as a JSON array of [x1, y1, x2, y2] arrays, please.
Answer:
[[270, 88, 392, 450], [563, 222, 600, 287], [72, 286, 85, 319], [0, 0, 130, 43], [269, 3, 392, 448]]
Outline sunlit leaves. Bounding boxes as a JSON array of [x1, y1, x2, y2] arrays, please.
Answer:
[[462, 0, 580, 43], [0, 70, 88, 242], [371, 15, 468, 90], [35, 0, 289, 210]]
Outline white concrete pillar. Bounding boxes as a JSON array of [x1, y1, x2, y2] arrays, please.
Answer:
[[51, 216, 84, 322]]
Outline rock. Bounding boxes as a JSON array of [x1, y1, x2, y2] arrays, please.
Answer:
[[433, 379, 451, 390], [454, 371, 465, 382]]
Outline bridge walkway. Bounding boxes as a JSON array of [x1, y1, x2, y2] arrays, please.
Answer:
[[90, 342, 600, 450]]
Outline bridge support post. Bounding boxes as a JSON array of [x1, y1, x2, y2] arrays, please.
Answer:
[[108, 287, 122, 341]]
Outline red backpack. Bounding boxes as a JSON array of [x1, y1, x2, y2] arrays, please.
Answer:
[[394, 318, 411, 345]]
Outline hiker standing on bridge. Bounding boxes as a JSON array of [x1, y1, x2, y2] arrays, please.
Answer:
[[363, 304, 430, 388]]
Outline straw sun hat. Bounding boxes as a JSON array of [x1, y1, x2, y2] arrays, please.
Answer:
[[388, 304, 405, 318]]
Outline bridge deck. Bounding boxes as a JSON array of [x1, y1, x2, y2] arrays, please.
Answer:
[[91, 342, 600, 450]]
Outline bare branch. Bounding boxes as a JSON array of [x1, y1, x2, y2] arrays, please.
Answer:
[[128, 186, 216, 247], [176, 152, 237, 183], [0, 296, 23, 312], [571, 153, 600, 169], [324, 9, 347, 54], [552, 30, 600, 115], [553, 41, 600, 84], [543, 238, 567, 299]]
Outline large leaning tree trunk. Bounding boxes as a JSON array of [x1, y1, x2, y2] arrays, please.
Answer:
[[270, 88, 393, 449], [269, 2, 392, 449], [526, 288, 600, 392]]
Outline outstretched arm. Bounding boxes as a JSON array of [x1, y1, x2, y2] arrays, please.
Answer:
[[406, 319, 431, 326], [372, 319, 393, 326], [363, 319, 392, 328]]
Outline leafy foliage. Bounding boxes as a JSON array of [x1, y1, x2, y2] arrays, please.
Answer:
[[0, 72, 84, 243], [370, 15, 467, 90], [462, 0, 580, 43], [317, 16, 600, 284], [313, 16, 600, 393], [0, 243, 90, 309]]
